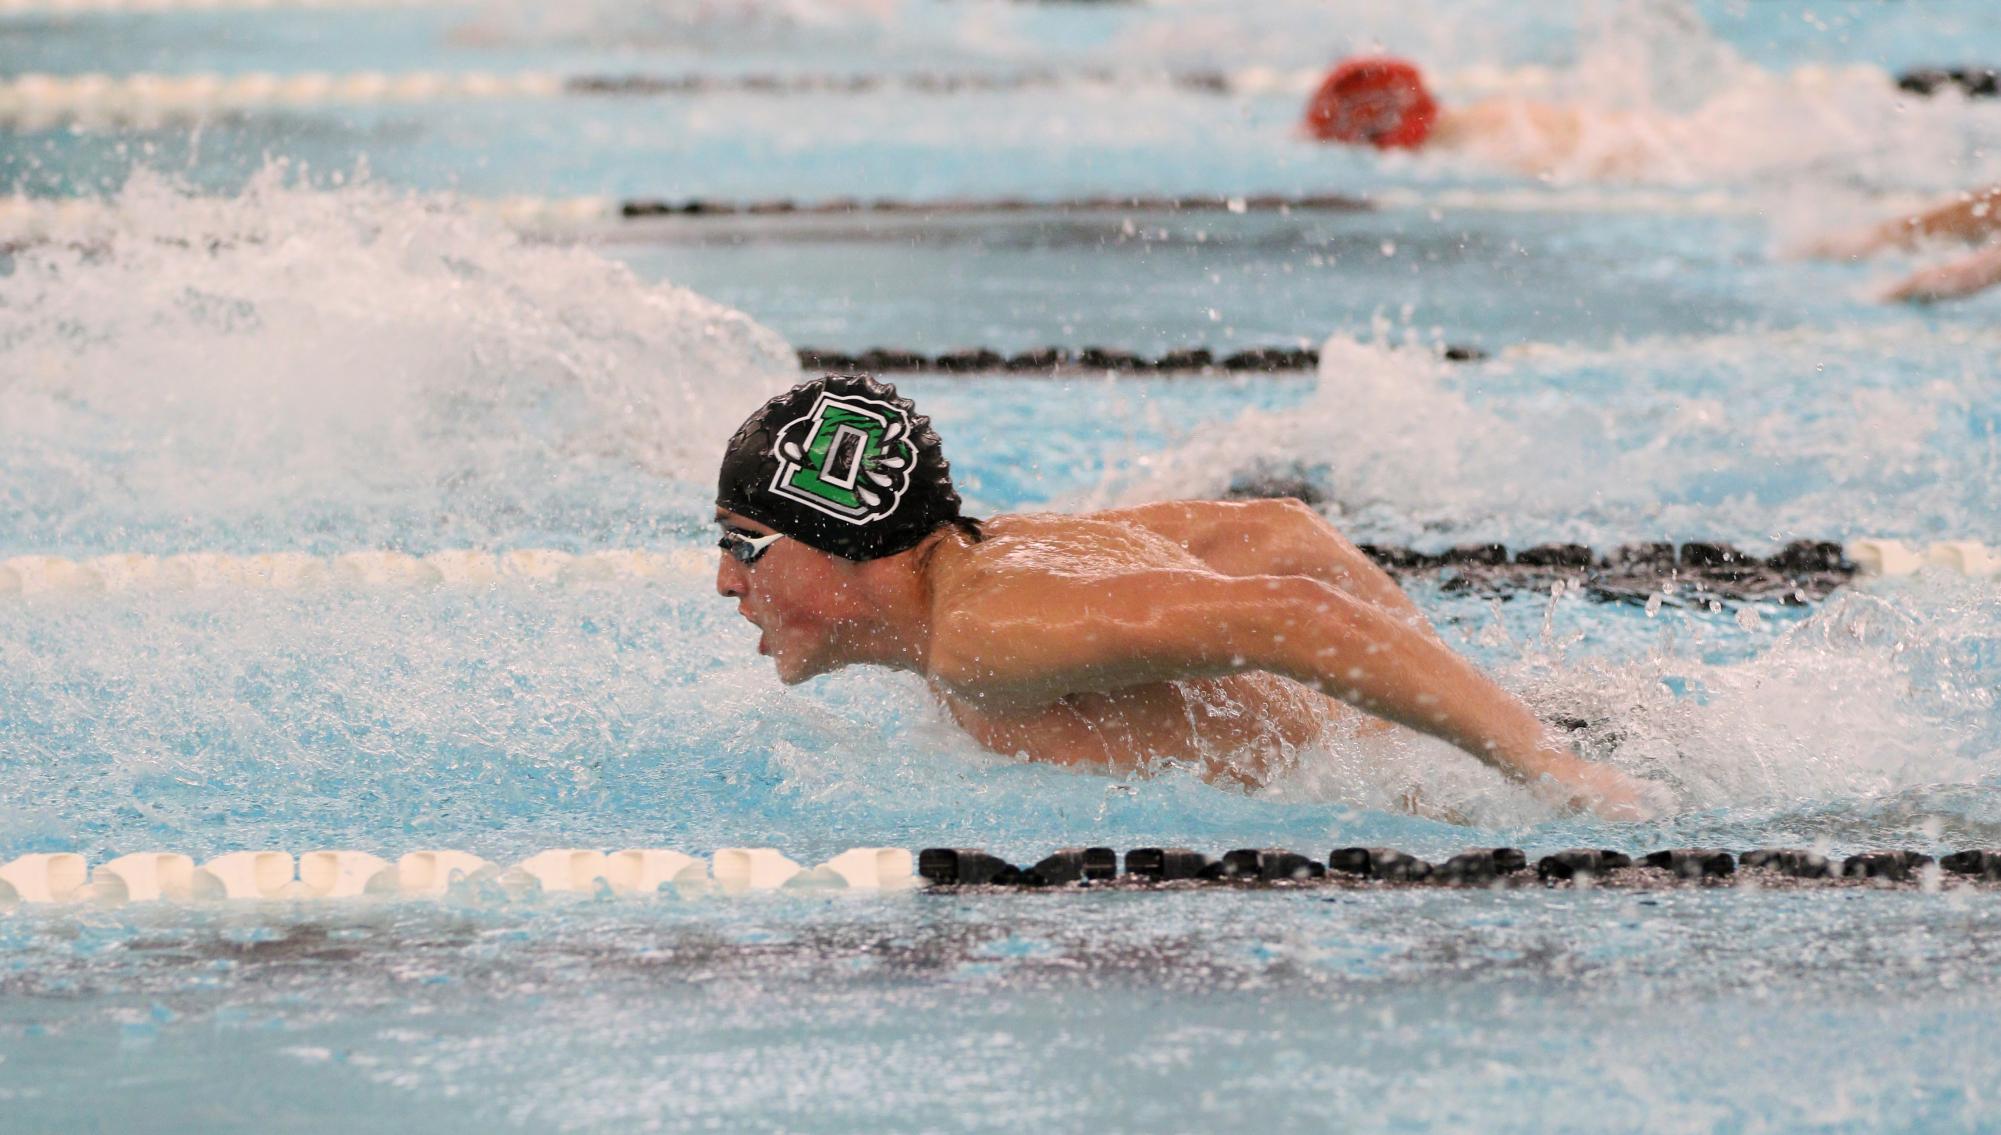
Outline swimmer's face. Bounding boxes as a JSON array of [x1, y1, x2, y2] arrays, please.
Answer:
[[714, 510, 863, 684]]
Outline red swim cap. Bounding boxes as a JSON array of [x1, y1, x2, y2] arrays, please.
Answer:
[[1302, 57, 1438, 149]]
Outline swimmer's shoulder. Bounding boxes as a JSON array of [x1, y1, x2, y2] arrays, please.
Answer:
[[929, 511, 1207, 592]]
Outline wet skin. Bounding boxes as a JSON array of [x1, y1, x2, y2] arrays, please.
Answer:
[[716, 498, 1653, 817]]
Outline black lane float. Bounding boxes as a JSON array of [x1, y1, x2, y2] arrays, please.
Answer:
[[916, 846, 2001, 889]]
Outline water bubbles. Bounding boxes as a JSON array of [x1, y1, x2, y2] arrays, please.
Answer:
[[0, 167, 797, 551]]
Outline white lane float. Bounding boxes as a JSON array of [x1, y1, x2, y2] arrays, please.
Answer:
[[1927, 541, 2001, 577], [710, 848, 804, 892], [1841, 539, 2001, 579], [0, 0, 470, 12], [1, 852, 92, 903], [503, 849, 611, 895], [424, 550, 502, 586], [497, 548, 574, 581], [0, 542, 1993, 601], [0, 848, 935, 910], [299, 851, 393, 898], [793, 847, 920, 890], [194, 851, 298, 899], [1, 555, 103, 594], [604, 849, 704, 895], [331, 550, 441, 588], [94, 851, 197, 902], [0, 548, 705, 596], [0, 69, 566, 126], [1846, 539, 1926, 578], [370, 850, 498, 896]]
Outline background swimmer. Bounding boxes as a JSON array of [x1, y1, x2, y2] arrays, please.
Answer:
[[715, 374, 1655, 820], [1803, 186, 2001, 302], [1302, 55, 1722, 180]]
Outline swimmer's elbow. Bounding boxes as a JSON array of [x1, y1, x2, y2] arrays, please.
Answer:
[[925, 634, 1060, 711], [1258, 576, 1393, 679]]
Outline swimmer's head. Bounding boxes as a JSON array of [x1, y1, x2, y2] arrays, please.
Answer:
[[715, 375, 967, 683], [1301, 56, 1438, 149], [715, 373, 963, 561]]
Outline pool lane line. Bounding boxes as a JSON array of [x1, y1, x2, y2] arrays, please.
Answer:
[[0, 67, 1295, 130], [3, 846, 1996, 908], [5, 184, 1927, 254], [0, 60, 1922, 127], [0, 848, 918, 903], [924, 846, 1999, 887], [11, 179, 1956, 252], [796, 344, 1348, 375], [1897, 67, 2000, 98], [616, 191, 1372, 218], [0, 0, 464, 11], [0, 540, 1987, 604]]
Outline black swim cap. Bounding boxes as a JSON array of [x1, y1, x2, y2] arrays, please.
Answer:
[[716, 374, 963, 561]]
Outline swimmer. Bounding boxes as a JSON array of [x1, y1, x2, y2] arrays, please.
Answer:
[[714, 373, 1655, 820], [1300, 55, 1687, 179], [1802, 186, 2001, 303]]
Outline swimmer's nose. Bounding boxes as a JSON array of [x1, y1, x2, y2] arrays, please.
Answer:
[[716, 551, 746, 598]]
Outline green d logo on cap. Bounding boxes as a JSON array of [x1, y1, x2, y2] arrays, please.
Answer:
[[766, 391, 917, 525]]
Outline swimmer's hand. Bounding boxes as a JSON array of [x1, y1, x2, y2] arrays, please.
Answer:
[[1794, 220, 1908, 261], [1527, 748, 1663, 822], [1794, 229, 1882, 261], [1881, 243, 2001, 304]]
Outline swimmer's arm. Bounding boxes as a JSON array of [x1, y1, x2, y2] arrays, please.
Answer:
[[1808, 187, 2001, 258], [1107, 499, 1437, 636], [1882, 242, 2001, 303], [931, 570, 1649, 818]]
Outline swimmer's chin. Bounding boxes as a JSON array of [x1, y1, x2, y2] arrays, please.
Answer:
[[773, 664, 816, 686], [766, 649, 835, 686]]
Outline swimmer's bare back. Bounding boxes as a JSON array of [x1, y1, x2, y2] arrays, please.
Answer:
[[922, 500, 1652, 818]]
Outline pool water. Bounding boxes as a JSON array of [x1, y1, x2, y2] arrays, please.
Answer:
[[3, 1, 2001, 1131]]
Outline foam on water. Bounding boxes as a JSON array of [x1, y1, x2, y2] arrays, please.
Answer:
[[1, 545, 1994, 863], [1086, 330, 2001, 838], [1108, 332, 2001, 548], [1244, 578, 1999, 841], [0, 167, 797, 554]]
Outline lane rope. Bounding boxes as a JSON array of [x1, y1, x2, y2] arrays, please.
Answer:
[[0, 540, 1987, 602], [2, 843, 1992, 908], [0, 187, 1814, 250], [1897, 67, 1999, 99], [0, 0, 464, 10], [797, 344, 1341, 373], [0, 61, 1908, 127]]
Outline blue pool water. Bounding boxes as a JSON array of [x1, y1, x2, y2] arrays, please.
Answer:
[[4, 1, 2001, 1131]]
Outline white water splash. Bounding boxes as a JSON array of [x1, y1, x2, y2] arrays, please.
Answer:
[[0, 167, 797, 551], [1103, 329, 1999, 548]]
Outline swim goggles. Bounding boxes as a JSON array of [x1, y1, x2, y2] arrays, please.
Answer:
[[719, 529, 785, 565]]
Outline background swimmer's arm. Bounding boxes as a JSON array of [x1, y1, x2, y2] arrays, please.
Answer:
[[930, 570, 1649, 818], [1806, 186, 2001, 258], [1882, 242, 2001, 303], [1106, 499, 1438, 636]]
